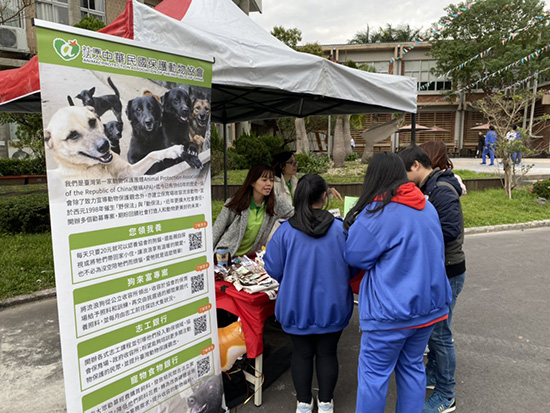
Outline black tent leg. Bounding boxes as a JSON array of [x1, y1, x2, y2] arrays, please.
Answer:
[[223, 122, 228, 201]]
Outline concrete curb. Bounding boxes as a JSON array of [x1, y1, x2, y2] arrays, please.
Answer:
[[465, 219, 550, 235], [0, 287, 57, 310], [2, 219, 550, 309]]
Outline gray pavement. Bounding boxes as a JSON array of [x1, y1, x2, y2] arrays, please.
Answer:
[[452, 157, 550, 177], [2, 226, 550, 412]]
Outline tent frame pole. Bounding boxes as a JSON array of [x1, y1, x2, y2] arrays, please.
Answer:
[[223, 122, 228, 201], [411, 113, 417, 146]]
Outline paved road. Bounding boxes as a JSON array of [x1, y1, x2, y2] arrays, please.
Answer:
[[1, 227, 550, 412], [452, 157, 550, 177]]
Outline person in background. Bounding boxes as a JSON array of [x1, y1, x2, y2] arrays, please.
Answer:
[[212, 164, 293, 257], [475, 131, 485, 158], [344, 152, 451, 413], [272, 151, 343, 205], [511, 125, 522, 165], [264, 174, 354, 413], [398, 145, 466, 413], [481, 125, 497, 166], [272, 151, 299, 206], [420, 140, 467, 195], [351, 137, 356, 152]]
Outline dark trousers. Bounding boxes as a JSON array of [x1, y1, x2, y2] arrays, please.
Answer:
[[289, 330, 343, 403]]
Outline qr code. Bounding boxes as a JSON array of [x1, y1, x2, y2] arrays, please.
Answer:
[[193, 314, 207, 336], [197, 357, 211, 378], [191, 273, 205, 294], [189, 232, 203, 251]]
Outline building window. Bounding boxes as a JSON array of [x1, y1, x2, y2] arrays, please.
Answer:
[[80, 0, 105, 22], [362, 61, 389, 75], [0, 0, 24, 27], [35, 0, 69, 25], [404, 60, 452, 92]]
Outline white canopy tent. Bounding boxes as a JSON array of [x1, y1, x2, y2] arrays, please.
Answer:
[[135, 0, 417, 123]]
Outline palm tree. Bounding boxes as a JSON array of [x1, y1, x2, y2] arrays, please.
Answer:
[[332, 116, 346, 167], [348, 25, 372, 44], [349, 23, 422, 44]]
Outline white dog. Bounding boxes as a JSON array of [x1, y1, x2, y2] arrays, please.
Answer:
[[44, 106, 185, 181]]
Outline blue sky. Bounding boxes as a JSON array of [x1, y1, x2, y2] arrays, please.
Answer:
[[250, 0, 550, 45]]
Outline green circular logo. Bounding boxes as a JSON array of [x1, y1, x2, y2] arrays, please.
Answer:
[[53, 38, 80, 61]]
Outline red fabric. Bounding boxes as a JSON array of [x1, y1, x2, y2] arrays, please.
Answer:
[[99, 0, 134, 39], [373, 182, 426, 210], [215, 280, 276, 359], [0, 56, 40, 105], [350, 270, 365, 294], [0, 1, 134, 106], [397, 314, 449, 330], [391, 182, 426, 210], [155, 0, 193, 20]]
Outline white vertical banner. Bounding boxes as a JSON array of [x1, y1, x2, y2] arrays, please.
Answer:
[[35, 20, 225, 413]]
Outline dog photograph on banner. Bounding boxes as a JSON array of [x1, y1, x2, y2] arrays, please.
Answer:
[[40, 67, 211, 188]]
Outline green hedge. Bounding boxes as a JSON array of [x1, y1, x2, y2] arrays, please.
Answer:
[[0, 193, 51, 234], [0, 158, 46, 176], [228, 134, 286, 169], [295, 152, 330, 174], [532, 178, 550, 199]]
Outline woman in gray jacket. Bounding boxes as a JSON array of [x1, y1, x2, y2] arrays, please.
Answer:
[[212, 164, 294, 257]]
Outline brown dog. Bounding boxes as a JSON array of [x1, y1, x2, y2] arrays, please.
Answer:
[[188, 88, 211, 152]]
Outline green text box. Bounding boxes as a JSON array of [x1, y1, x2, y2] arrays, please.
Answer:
[[81, 338, 212, 411], [69, 215, 204, 250], [77, 297, 210, 358], [73, 255, 206, 304]]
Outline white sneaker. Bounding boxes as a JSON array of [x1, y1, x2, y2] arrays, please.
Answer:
[[317, 397, 334, 413], [296, 399, 314, 413]]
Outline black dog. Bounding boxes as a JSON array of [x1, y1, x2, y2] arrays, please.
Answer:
[[104, 121, 123, 155], [75, 77, 123, 123], [187, 375, 224, 413], [159, 87, 202, 170], [126, 94, 164, 166], [188, 87, 211, 152]]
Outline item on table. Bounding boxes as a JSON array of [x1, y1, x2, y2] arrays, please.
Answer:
[[214, 246, 231, 267]]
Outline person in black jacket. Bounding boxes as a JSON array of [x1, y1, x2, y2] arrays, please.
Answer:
[[476, 131, 485, 158], [399, 145, 466, 413]]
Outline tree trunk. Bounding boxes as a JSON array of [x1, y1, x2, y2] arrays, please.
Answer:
[[333, 116, 345, 168], [502, 154, 513, 199], [295, 118, 309, 153], [343, 115, 352, 158]]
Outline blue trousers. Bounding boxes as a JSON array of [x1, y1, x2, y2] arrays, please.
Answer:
[[481, 147, 494, 164], [425, 272, 465, 399], [356, 325, 435, 413]]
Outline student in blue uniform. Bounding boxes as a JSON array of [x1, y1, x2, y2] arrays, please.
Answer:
[[264, 174, 354, 413], [343, 152, 452, 413], [481, 125, 497, 165]]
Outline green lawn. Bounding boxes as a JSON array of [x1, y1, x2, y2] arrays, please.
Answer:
[[0, 233, 55, 299], [1, 185, 549, 300]]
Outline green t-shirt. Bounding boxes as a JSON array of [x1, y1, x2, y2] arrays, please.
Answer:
[[235, 198, 265, 256]]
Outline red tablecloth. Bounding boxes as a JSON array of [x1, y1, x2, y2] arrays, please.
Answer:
[[215, 280, 276, 359]]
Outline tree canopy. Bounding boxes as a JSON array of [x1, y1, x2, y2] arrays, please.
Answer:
[[429, 0, 550, 93], [74, 14, 106, 31], [349, 24, 423, 44], [0, 0, 31, 26], [271, 26, 302, 49]]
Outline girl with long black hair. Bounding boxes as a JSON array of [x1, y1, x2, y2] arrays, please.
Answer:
[[264, 174, 354, 413], [344, 152, 452, 413]]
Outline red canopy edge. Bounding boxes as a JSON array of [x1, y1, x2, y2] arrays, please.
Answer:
[[154, 0, 193, 20], [0, 0, 135, 107]]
